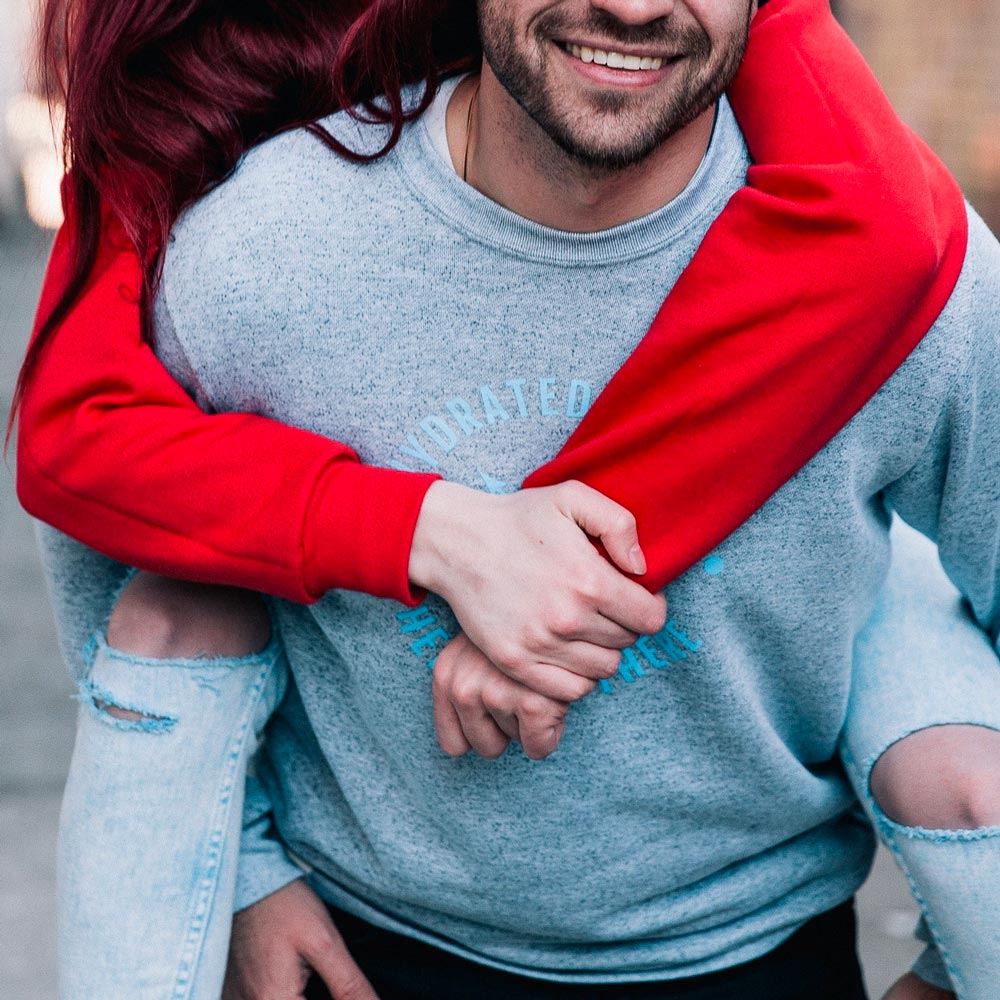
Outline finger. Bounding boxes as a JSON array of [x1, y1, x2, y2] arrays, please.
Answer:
[[478, 677, 568, 756], [557, 482, 645, 575], [502, 690, 569, 760], [520, 715, 567, 760], [561, 616, 639, 649], [486, 704, 522, 743], [509, 660, 599, 702], [304, 928, 380, 1000], [433, 685, 472, 757], [595, 579, 668, 637], [454, 699, 512, 759], [537, 640, 623, 682]]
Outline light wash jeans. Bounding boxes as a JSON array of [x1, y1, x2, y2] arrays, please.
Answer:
[[57, 629, 288, 1000], [840, 521, 1000, 1000], [54, 522, 1000, 999]]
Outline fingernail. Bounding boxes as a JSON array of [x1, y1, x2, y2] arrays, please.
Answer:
[[629, 545, 646, 574]]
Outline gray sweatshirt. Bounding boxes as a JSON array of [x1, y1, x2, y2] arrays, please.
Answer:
[[39, 81, 1000, 983]]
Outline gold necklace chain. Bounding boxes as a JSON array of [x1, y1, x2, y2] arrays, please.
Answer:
[[462, 80, 481, 184]]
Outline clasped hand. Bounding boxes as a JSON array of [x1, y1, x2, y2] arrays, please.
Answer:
[[409, 480, 668, 760]]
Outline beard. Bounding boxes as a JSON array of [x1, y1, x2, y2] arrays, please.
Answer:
[[477, 2, 753, 171]]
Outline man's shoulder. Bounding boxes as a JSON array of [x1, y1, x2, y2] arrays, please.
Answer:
[[955, 205, 1000, 313], [178, 82, 432, 234], [887, 204, 1000, 423], [927, 205, 1000, 364], [160, 101, 417, 323], [171, 109, 398, 244]]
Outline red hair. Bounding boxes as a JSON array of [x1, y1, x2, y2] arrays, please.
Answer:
[[10, 0, 479, 429]]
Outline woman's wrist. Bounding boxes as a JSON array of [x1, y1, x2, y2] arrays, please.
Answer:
[[407, 480, 483, 596]]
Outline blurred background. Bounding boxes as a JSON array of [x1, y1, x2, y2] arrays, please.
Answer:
[[1, 0, 998, 997]]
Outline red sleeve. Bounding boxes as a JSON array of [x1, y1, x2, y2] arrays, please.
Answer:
[[16, 212, 439, 605]]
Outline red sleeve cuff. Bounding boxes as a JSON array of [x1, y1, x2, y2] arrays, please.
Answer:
[[302, 462, 441, 605]]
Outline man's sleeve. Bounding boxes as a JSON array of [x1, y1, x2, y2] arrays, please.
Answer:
[[882, 211, 1000, 645], [234, 775, 306, 912]]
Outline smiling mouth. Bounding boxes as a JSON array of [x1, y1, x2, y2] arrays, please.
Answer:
[[558, 40, 675, 72]]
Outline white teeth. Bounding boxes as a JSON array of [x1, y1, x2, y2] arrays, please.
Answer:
[[565, 42, 666, 72]]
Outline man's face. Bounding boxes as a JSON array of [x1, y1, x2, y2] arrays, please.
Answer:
[[477, 0, 756, 170]]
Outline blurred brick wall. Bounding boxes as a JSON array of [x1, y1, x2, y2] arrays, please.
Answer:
[[839, 0, 1000, 233]]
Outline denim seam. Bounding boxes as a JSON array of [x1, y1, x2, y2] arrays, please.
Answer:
[[842, 737, 968, 997], [168, 654, 279, 1000]]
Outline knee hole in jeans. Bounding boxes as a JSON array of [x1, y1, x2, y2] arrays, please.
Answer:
[[106, 572, 272, 661], [869, 723, 1000, 830]]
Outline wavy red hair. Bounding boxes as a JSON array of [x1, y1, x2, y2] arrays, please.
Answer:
[[10, 0, 479, 431]]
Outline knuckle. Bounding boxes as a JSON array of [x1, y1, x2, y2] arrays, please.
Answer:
[[493, 637, 525, 671], [520, 692, 555, 721], [545, 604, 580, 638], [451, 678, 480, 709], [431, 663, 450, 694], [480, 679, 509, 712], [573, 569, 603, 603], [613, 509, 637, 534]]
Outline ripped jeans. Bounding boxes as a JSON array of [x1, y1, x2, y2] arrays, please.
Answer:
[[53, 522, 1000, 1000], [839, 522, 1000, 1000], [57, 629, 288, 1000]]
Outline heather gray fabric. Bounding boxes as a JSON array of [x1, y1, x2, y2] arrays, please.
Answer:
[[38, 79, 1000, 984]]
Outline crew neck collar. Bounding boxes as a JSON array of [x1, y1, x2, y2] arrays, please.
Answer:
[[393, 78, 749, 266]]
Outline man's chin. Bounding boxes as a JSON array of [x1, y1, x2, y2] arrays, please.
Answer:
[[538, 113, 687, 173]]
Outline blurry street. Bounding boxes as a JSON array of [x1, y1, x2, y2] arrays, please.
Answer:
[[0, 219, 926, 1000]]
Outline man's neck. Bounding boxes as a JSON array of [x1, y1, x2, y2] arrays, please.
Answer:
[[445, 65, 717, 234]]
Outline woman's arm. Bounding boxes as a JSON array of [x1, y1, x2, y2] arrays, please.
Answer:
[[18, 213, 663, 695], [17, 212, 438, 605]]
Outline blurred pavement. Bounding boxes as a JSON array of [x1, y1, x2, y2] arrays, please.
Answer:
[[0, 219, 924, 998]]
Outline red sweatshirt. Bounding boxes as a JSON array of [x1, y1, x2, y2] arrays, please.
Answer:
[[15, 0, 967, 604]]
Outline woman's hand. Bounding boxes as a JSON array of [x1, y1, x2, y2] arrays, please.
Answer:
[[432, 632, 578, 760], [409, 481, 666, 702]]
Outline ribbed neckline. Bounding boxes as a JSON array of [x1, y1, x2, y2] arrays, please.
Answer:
[[393, 81, 749, 267]]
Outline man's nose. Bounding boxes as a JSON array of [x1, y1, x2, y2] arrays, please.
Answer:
[[588, 0, 677, 26]]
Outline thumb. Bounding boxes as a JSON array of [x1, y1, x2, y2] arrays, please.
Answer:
[[303, 930, 380, 1000], [558, 482, 645, 575]]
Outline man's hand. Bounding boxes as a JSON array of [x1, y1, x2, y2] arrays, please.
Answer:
[[433, 632, 575, 760], [409, 480, 667, 702], [223, 879, 378, 1000], [882, 973, 955, 1000]]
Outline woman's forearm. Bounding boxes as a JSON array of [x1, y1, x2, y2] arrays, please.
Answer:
[[16, 221, 439, 605]]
